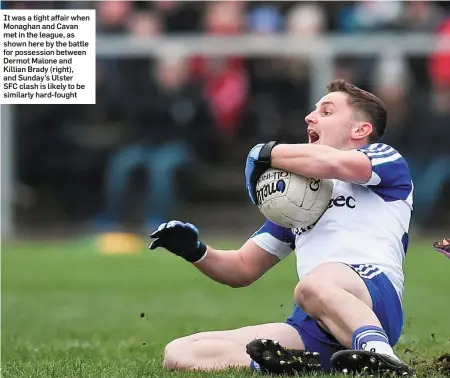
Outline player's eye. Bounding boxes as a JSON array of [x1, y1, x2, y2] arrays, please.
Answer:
[[323, 110, 332, 116]]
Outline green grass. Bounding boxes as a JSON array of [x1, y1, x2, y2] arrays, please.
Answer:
[[2, 236, 449, 377]]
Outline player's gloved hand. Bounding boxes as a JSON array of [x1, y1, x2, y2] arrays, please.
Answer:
[[433, 238, 450, 258], [245, 141, 278, 205], [149, 221, 207, 263]]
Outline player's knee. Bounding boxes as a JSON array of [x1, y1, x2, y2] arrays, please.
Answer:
[[163, 338, 189, 370], [294, 277, 335, 315]]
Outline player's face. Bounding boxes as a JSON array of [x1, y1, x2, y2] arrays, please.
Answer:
[[304, 92, 357, 149]]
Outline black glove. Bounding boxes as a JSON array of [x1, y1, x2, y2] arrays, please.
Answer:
[[149, 221, 207, 263], [245, 141, 278, 205]]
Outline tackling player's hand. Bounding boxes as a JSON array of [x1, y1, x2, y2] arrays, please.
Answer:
[[433, 238, 450, 258], [245, 141, 278, 205], [149, 221, 207, 263]]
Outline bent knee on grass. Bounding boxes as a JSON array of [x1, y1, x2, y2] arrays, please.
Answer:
[[163, 337, 251, 371], [163, 323, 305, 371]]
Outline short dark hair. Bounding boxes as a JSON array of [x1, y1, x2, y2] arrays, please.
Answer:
[[327, 79, 387, 143]]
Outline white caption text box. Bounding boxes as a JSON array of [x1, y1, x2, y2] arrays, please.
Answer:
[[1, 9, 96, 104]]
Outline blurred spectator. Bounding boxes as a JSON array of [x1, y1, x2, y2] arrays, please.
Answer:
[[204, 0, 245, 36], [95, 50, 217, 230], [247, 5, 284, 35], [335, 1, 403, 91], [403, 1, 444, 31], [286, 2, 326, 36], [403, 1, 445, 91], [127, 10, 163, 36], [336, 0, 403, 33], [269, 3, 326, 142], [95, 1, 134, 96], [429, 17, 450, 89], [193, 57, 248, 137], [243, 6, 285, 141], [97, 1, 131, 34], [408, 86, 450, 229], [372, 53, 413, 155], [153, 1, 203, 33], [188, 1, 248, 137]]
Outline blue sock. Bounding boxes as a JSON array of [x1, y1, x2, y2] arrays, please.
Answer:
[[352, 325, 397, 359], [250, 359, 261, 371]]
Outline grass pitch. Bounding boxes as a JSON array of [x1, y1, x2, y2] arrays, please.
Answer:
[[2, 236, 450, 377]]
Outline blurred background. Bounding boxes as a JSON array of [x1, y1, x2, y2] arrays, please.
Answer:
[[1, 0, 450, 244]]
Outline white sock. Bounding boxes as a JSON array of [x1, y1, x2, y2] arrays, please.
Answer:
[[352, 325, 400, 360], [362, 341, 400, 360]]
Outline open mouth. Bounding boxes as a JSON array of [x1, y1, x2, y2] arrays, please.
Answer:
[[308, 129, 320, 144]]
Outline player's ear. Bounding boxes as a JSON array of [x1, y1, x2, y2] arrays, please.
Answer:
[[352, 122, 372, 140]]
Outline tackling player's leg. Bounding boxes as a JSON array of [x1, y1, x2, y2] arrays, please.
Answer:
[[163, 322, 320, 372]]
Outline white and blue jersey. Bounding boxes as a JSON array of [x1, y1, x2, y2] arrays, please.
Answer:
[[251, 143, 413, 300]]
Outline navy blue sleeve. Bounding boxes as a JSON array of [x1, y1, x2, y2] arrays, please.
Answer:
[[357, 143, 413, 204]]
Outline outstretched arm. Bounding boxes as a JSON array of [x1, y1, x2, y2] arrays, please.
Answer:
[[270, 144, 372, 184], [196, 219, 295, 287], [149, 221, 279, 288], [194, 240, 279, 288]]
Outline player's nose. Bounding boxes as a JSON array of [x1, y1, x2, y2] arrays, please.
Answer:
[[305, 113, 317, 125]]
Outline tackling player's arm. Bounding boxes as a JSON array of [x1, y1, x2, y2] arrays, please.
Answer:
[[270, 144, 372, 184], [193, 240, 279, 288]]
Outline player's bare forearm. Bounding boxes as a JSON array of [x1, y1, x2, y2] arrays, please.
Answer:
[[271, 144, 372, 183], [271, 144, 338, 178], [194, 241, 278, 288], [193, 247, 253, 287]]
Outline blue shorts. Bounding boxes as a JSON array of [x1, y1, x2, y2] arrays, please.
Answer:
[[285, 264, 404, 371]]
